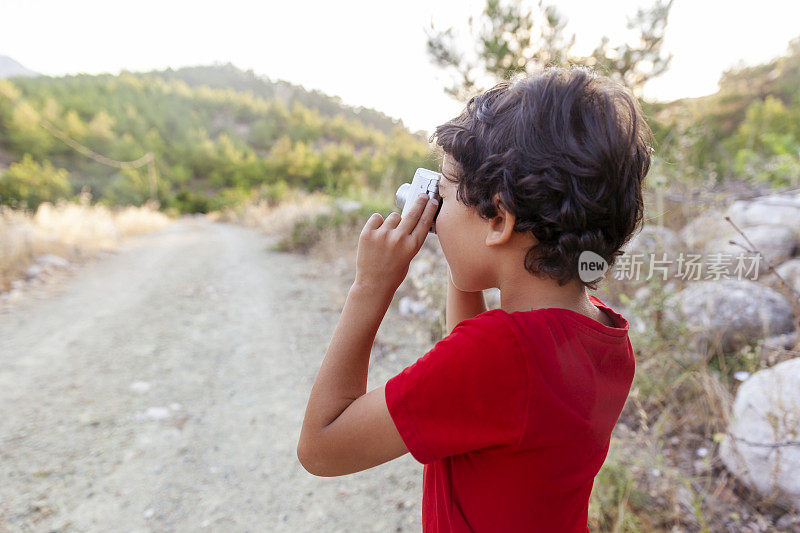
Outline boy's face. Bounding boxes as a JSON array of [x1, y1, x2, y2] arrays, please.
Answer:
[[436, 154, 495, 291]]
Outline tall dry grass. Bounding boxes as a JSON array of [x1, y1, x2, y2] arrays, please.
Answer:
[[0, 196, 170, 291], [210, 189, 334, 238]]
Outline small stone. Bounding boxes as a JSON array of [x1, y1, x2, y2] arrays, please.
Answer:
[[398, 296, 429, 316], [693, 459, 710, 474], [36, 254, 70, 269], [129, 381, 151, 393], [24, 264, 44, 280], [136, 406, 171, 421]]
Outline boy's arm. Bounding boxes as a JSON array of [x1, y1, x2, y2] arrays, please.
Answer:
[[297, 282, 408, 477], [446, 264, 488, 334], [297, 194, 438, 477]]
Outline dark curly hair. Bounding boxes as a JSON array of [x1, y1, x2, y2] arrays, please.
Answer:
[[430, 65, 654, 290]]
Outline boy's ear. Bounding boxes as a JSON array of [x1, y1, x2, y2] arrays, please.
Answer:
[[485, 193, 516, 247]]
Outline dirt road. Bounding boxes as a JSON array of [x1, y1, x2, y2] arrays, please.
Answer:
[[0, 217, 425, 532]]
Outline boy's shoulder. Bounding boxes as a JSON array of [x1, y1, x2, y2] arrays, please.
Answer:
[[442, 309, 524, 359], [463, 298, 630, 346], [450, 308, 520, 342]]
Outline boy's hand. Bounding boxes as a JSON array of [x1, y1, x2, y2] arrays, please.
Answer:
[[354, 193, 438, 294]]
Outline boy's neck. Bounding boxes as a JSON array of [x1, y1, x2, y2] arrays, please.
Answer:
[[496, 266, 596, 317]]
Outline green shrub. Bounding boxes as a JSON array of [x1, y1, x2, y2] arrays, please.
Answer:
[[257, 179, 290, 206], [0, 154, 71, 210], [589, 446, 650, 532], [273, 199, 392, 253]]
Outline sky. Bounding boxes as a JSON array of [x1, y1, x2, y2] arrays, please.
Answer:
[[2, 0, 800, 134]]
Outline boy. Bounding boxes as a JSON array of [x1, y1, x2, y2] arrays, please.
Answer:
[[297, 65, 653, 532]]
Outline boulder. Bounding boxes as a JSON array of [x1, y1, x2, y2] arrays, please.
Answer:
[[624, 225, 683, 255], [618, 225, 684, 280], [679, 208, 732, 252], [664, 279, 795, 353], [776, 258, 800, 294], [704, 224, 799, 275], [725, 193, 800, 227], [720, 358, 800, 509], [681, 193, 800, 257]]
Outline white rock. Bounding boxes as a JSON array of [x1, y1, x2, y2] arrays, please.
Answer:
[[679, 208, 732, 252], [775, 258, 800, 294], [5, 289, 22, 303], [398, 296, 429, 316], [621, 225, 685, 278], [705, 224, 799, 274], [136, 406, 171, 421], [726, 194, 800, 227], [633, 286, 651, 302], [664, 279, 795, 353], [720, 358, 800, 509], [24, 264, 44, 280], [129, 381, 151, 393], [484, 288, 501, 310], [35, 254, 70, 269], [408, 257, 434, 281], [624, 225, 683, 255]]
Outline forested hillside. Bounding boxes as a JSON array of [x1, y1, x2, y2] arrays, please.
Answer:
[[0, 64, 435, 213], [644, 37, 800, 188], [2, 39, 799, 216]]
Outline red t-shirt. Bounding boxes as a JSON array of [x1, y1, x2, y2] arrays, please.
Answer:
[[385, 294, 634, 532]]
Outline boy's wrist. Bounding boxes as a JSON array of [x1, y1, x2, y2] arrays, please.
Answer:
[[350, 278, 395, 303]]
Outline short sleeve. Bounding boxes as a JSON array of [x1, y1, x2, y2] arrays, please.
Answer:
[[384, 311, 529, 464]]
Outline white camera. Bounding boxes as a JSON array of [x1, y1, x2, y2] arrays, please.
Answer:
[[395, 168, 442, 234]]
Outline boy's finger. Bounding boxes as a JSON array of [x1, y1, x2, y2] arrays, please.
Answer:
[[362, 212, 383, 234], [397, 193, 429, 234], [410, 198, 438, 241], [383, 211, 402, 229]]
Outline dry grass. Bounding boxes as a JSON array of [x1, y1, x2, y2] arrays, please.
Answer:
[[212, 186, 397, 265], [0, 197, 170, 291], [210, 189, 334, 238]]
